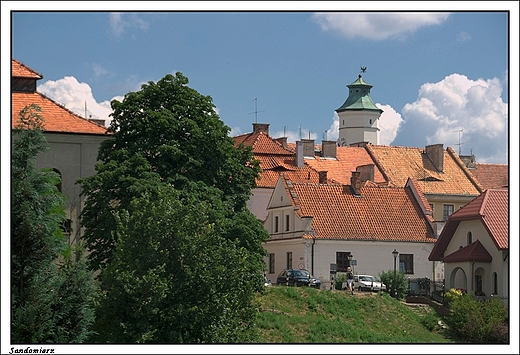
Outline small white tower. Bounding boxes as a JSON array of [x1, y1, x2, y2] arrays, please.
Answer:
[[336, 73, 383, 146]]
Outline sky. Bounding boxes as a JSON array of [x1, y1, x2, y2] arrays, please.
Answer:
[[2, 3, 520, 354], [4, 3, 518, 165]]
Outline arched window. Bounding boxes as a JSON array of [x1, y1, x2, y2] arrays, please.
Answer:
[[493, 272, 498, 294], [467, 231, 472, 245]]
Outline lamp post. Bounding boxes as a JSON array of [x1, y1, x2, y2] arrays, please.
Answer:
[[392, 249, 399, 298]]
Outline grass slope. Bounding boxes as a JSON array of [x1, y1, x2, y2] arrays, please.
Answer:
[[253, 286, 454, 343]]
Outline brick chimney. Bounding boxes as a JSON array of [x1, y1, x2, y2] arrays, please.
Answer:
[[318, 171, 328, 184], [425, 144, 444, 172], [321, 140, 337, 159], [356, 164, 374, 182], [296, 141, 304, 167], [252, 123, 269, 135], [350, 171, 362, 196]]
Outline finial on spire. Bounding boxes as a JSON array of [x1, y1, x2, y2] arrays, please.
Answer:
[[360, 66, 367, 73]]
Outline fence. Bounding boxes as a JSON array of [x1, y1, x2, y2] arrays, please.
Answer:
[[407, 277, 445, 305]]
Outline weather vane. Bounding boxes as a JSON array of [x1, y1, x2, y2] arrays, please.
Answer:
[[360, 66, 367, 74]]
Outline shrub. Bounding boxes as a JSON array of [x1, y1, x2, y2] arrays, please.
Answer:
[[378, 270, 408, 299], [448, 295, 508, 343], [444, 288, 464, 307], [334, 273, 345, 290]]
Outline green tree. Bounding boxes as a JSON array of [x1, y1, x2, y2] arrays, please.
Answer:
[[378, 270, 409, 299], [79, 73, 269, 342], [80, 72, 262, 270], [11, 105, 96, 343]]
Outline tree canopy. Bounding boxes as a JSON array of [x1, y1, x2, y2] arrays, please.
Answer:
[[11, 105, 96, 343], [79, 72, 269, 342]]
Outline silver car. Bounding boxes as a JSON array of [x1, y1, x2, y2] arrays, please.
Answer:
[[343, 275, 386, 292]]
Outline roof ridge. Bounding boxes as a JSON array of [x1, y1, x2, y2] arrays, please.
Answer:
[[446, 146, 484, 193]]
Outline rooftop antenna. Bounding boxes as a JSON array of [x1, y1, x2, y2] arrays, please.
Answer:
[[453, 129, 463, 155], [249, 97, 266, 123], [323, 130, 328, 141], [85, 101, 87, 119], [299, 126, 302, 139], [283, 126, 287, 137]]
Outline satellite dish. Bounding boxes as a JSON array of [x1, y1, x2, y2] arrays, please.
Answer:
[[337, 137, 347, 146]]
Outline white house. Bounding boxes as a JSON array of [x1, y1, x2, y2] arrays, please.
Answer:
[[429, 189, 509, 306], [263, 173, 441, 289]]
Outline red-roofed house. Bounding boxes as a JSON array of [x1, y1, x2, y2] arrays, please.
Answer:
[[428, 189, 508, 306], [263, 173, 439, 289], [12, 59, 110, 244]]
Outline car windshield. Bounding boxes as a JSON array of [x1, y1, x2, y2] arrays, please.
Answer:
[[293, 270, 310, 277], [360, 276, 378, 282]]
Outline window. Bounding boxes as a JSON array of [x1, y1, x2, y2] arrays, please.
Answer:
[[285, 215, 290, 232], [475, 274, 483, 293], [269, 254, 275, 274], [336, 252, 352, 272], [429, 203, 434, 212], [399, 254, 414, 274], [274, 216, 279, 233], [442, 204, 454, 221], [369, 119, 372, 124], [286, 252, 292, 270], [493, 272, 498, 294], [467, 231, 472, 245]]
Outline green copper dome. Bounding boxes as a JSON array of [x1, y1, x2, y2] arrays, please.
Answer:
[[336, 75, 382, 113]]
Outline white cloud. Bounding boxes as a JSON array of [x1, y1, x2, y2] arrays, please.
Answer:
[[109, 12, 149, 38], [393, 73, 508, 163], [37, 76, 122, 127], [376, 104, 403, 145], [457, 31, 471, 42], [312, 12, 450, 40]]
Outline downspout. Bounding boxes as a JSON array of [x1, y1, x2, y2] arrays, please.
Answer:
[[311, 237, 315, 275]]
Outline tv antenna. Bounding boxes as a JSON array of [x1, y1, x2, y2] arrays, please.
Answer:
[[453, 129, 463, 155], [249, 97, 266, 123]]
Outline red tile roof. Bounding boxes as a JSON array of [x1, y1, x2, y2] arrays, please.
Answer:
[[234, 131, 319, 188], [12, 59, 108, 135], [429, 189, 508, 260], [281, 175, 436, 243], [305, 146, 387, 185], [12, 92, 108, 135], [442, 240, 493, 262], [469, 163, 509, 190], [12, 59, 43, 79], [366, 145, 483, 195]]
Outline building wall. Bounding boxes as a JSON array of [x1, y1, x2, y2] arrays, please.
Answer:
[[247, 187, 273, 221], [264, 238, 437, 290], [35, 132, 107, 244], [443, 219, 508, 305], [338, 110, 380, 146]]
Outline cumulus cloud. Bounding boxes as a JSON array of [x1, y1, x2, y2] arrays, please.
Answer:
[[109, 12, 149, 38], [312, 12, 450, 40], [38, 77, 122, 127], [392, 73, 508, 163]]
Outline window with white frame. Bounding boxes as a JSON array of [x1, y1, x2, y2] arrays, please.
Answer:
[[442, 204, 454, 221]]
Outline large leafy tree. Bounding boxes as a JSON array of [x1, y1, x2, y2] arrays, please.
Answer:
[[11, 105, 96, 343], [79, 73, 269, 342], [81, 72, 263, 270]]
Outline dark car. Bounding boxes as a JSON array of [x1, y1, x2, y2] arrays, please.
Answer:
[[276, 269, 321, 289]]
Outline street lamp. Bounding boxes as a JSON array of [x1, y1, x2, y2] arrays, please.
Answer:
[[392, 249, 399, 298]]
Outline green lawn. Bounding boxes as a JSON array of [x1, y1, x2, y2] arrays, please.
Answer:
[[253, 286, 456, 343]]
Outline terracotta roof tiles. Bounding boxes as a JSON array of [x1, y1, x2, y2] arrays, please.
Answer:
[[12, 59, 43, 79], [12, 92, 108, 135], [282, 177, 436, 243], [367, 144, 482, 196], [442, 240, 493, 262], [469, 163, 509, 190]]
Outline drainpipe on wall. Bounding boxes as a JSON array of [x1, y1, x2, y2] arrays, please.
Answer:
[[311, 237, 315, 275], [471, 261, 475, 294]]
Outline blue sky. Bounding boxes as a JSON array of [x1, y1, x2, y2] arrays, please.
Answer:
[[5, 4, 517, 165]]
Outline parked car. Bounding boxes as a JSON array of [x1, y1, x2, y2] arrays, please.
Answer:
[[343, 275, 386, 292], [276, 269, 321, 289]]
